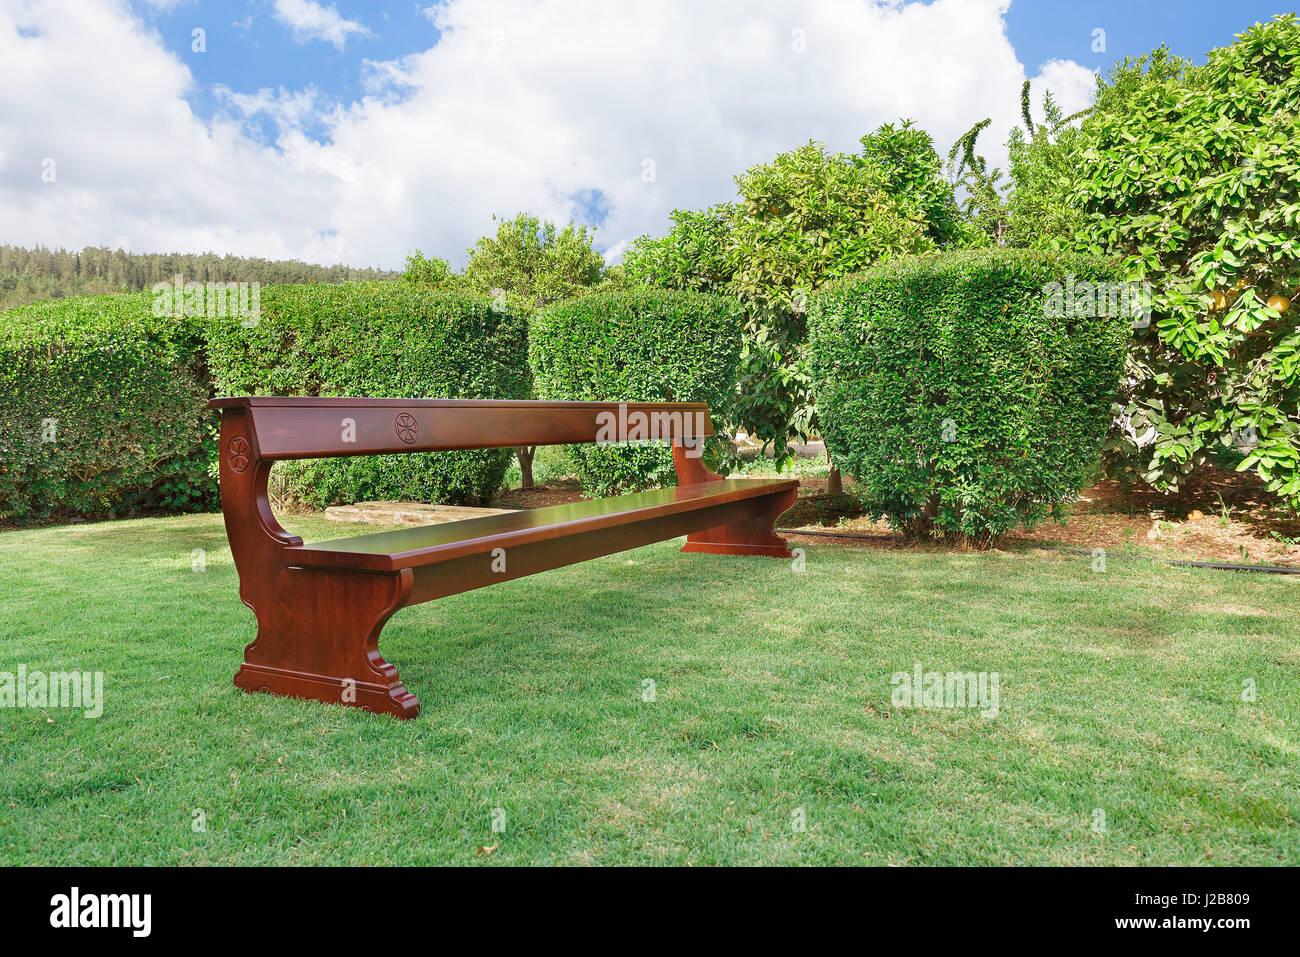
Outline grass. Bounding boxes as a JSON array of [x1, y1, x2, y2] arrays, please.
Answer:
[[500, 443, 832, 491], [732, 451, 831, 479], [1, 512, 1297, 865]]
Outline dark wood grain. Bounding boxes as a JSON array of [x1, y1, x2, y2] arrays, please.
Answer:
[[210, 396, 798, 719], [291, 478, 794, 571], [210, 396, 713, 457]]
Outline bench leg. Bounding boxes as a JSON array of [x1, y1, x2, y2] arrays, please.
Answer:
[[234, 566, 420, 719], [681, 487, 798, 558]]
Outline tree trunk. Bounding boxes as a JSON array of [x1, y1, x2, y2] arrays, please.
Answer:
[[826, 459, 843, 496], [516, 446, 536, 489]]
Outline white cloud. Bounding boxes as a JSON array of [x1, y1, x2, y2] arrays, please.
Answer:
[[1028, 58, 1098, 125], [215, 85, 321, 131], [273, 0, 370, 50], [0, 0, 1098, 270]]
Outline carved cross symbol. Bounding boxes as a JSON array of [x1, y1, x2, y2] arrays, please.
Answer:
[[395, 413, 420, 444], [228, 436, 251, 472]]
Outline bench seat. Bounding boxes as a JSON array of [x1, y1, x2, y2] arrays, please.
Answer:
[[292, 477, 798, 572]]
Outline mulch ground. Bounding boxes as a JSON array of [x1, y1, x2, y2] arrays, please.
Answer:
[[493, 466, 1300, 568]]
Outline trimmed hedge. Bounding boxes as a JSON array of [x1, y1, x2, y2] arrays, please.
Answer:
[[204, 283, 530, 507], [0, 294, 216, 522], [529, 288, 745, 495], [808, 249, 1127, 542]]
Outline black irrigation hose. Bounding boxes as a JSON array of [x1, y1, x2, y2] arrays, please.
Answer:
[[1040, 547, 1300, 576], [779, 528, 895, 543], [776, 527, 1300, 576]]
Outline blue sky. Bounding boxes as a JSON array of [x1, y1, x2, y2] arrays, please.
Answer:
[[151, 1, 444, 143], [1005, 0, 1288, 76], [144, 0, 1291, 137], [2, 1, 1294, 268]]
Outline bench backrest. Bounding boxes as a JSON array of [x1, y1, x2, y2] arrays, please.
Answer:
[[209, 397, 714, 461]]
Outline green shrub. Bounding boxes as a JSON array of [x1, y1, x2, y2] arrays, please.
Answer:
[[808, 249, 1128, 543], [204, 282, 529, 507], [0, 293, 216, 522], [528, 289, 745, 495]]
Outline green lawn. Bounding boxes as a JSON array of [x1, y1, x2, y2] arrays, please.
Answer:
[[1, 513, 1296, 865]]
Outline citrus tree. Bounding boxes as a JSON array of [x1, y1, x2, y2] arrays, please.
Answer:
[[1005, 51, 1193, 251], [1066, 16, 1300, 504], [727, 141, 933, 469]]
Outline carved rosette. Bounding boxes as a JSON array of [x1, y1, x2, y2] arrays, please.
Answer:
[[227, 436, 251, 472], [395, 412, 419, 444]]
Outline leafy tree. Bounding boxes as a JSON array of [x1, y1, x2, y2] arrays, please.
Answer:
[[461, 212, 604, 311], [459, 212, 606, 486], [625, 131, 954, 478], [1004, 86, 1086, 248], [622, 206, 734, 294], [1005, 51, 1196, 251], [1063, 16, 1300, 505], [727, 142, 933, 477], [402, 251, 458, 288], [946, 118, 1007, 245], [858, 120, 971, 247]]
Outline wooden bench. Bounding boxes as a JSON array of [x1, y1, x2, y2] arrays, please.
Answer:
[[210, 397, 798, 719]]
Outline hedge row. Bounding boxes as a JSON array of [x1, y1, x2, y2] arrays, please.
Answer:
[[205, 283, 530, 507], [0, 294, 215, 522], [0, 283, 531, 522], [3, 252, 1128, 538], [4, 283, 736, 519], [529, 288, 745, 495], [808, 249, 1128, 542]]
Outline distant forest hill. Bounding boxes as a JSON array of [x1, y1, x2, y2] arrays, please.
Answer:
[[0, 244, 401, 312]]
